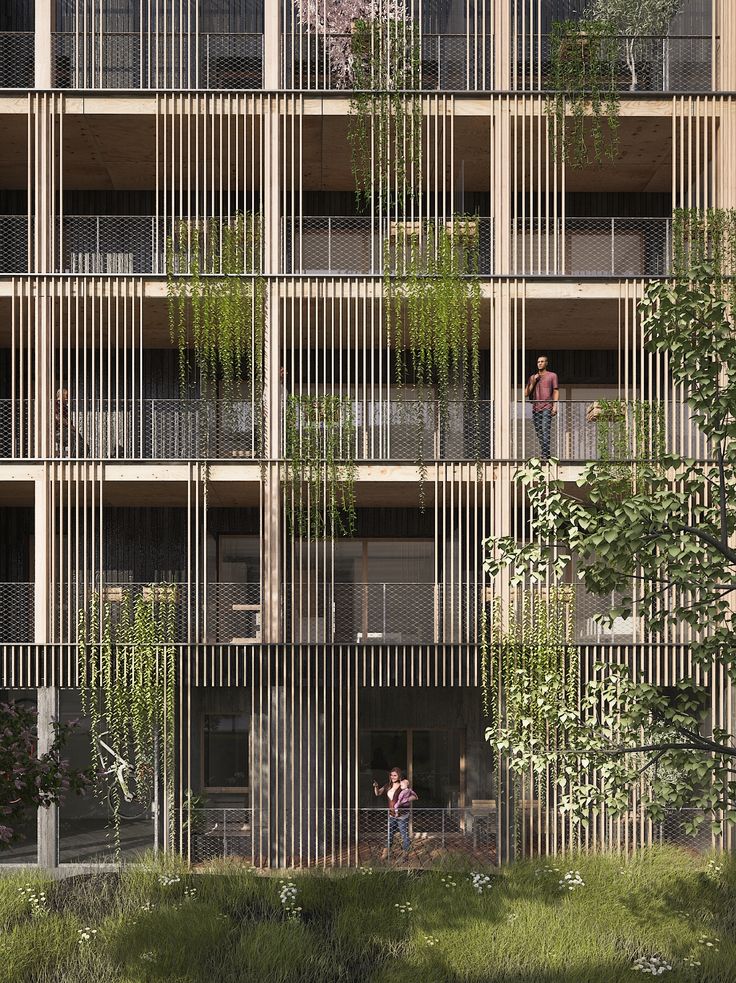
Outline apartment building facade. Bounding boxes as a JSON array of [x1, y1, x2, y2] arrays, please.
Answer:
[[0, 0, 732, 868]]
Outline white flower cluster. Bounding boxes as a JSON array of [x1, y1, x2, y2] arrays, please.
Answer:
[[139, 901, 156, 912], [440, 875, 457, 889], [184, 885, 198, 899], [697, 935, 720, 951], [682, 955, 701, 968], [77, 927, 98, 945], [357, 866, 374, 876], [424, 934, 439, 947], [470, 872, 493, 894], [17, 885, 48, 918], [158, 874, 181, 886], [631, 955, 672, 975], [535, 865, 559, 879], [278, 879, 302, 920], [706, 858, 723, 878], [394, 901, 414, 915], [140, 950, 157, 963], [559, 870, 584, 892], [507, 912, 518, 923]]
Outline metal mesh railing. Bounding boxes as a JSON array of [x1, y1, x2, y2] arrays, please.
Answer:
[[0, 400, 33, 458], [47, 400, 256, 460], [284, 216, 493, 275], [0, 33, 34, 88], [74, 582, 260, 644], [0, 216, 29, 273], [283, 32, 492, 90], [512, 400, 709, 462], [0, 583, 34, 642], [60, 215, 161, 274], [287, 582, 479, 645], [52, 32, 263, 89], [513, 217, 671, 277], [283, 399, 492, 462], [204, 583, 261, 644], [516, 34, 713, 93], [190, 809, 254, 866]]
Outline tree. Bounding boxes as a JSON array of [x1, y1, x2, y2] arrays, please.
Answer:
[[484, 259, 736, 834], [585, 0, 683, 90], [0, 701, 89, 848]]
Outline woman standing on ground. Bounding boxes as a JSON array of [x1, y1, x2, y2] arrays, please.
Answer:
[[373, 766, 418, 858]]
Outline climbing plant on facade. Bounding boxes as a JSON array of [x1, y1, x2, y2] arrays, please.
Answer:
[[547, 18, 620, 168], [588, 397, 666, 499], [284, 394, 357, 539], [166, 213, 265, 454], [295, 1, 421, 209], [77, 585, 177, 857], [386, 216, 482, 494], [672, 207, 736, 311]]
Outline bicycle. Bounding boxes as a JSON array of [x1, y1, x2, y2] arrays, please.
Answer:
[[96, 734, 153, 822]]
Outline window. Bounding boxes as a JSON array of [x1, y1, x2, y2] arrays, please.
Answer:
[[204, 714, 249, 791]]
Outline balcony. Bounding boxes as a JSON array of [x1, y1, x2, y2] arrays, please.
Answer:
[[0, 32, 34, 88], [515, 34, 713, 93], [283, 32, 492, 91], [52, 33, 263, 89], [76, 582, 261, 644], [512, 400, 709, 462], [0, 583, 34, 642], [513, 218, 671, 277], [284, 399, 493, 462], [284, 216, 494, 275], [287, 582, 478, 645], [0, 400, 258, 460]]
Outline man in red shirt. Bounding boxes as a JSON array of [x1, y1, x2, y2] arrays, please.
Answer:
[[524, 355, 559, 462]]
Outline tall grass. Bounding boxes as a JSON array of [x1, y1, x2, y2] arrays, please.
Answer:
[[0, 848, 733, 982]]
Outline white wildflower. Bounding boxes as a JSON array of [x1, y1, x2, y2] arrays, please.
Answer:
[[440, 875, 458, 889], [631, 955, 672, 975], [157, 874, 181, 886], [697, 935, 720, 950], [18, 885, 48, 918], [77, 927, 98, 944], [184, 886, 198, 899], [140, 950, 157, 963], [394, 901, 414, 915], [278, 879, 302, 920], [470, 872, 493, 894], [559, 870, 584, 892], [424, 934, 439, 946]]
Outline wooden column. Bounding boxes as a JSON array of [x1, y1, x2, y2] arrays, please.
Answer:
[[34, 0, 53, 89]]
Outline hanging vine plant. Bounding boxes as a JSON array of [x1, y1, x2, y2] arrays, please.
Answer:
[[77, 584, 177, 857], [166, 213, 265, 456], [284, 394, 357, 539], [349, 12, 421, 210], [546, 19, 620, 169], [386, 216, 482, 498], [672, 207, 736, 310], [589, 397, 665, 499]]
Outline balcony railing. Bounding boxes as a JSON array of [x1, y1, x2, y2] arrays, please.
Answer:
[[286, 582, 479, 645], [0, 399, 258, 460], [190, 807, 496, 867], [0, 32, 34, 88], [74, 582, 260, 644], [283, 32, 492, 91], [512, 400, 709, 462], [0, 583, 34, 642], [515, 34, 714, 93], [52, 32, 263, 89], [513, 218, 671, 277], [284, 399, 493, 461], [284, 216, 494, 275]]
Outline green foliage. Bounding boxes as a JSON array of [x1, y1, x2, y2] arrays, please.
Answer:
[[386, 217, 482, 497], [166, 213, 265, 453], [1, 855, 736, 983], [547, 19, 620, 168], [484, 589, 577, 736], [284, 394, 357, 539], [349, 16, 421, 210], [78, 586, 177, 856], [591, 397, 666, 499], [485, 255, 736, 829], [0, 702, 89, 849], [672, 207, 736, 312]]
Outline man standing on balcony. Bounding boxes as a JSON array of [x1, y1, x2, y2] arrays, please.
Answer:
[[525, 355, 559, 462]]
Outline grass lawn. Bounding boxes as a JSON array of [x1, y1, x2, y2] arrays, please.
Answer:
[[0, 848, 734, 982]]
